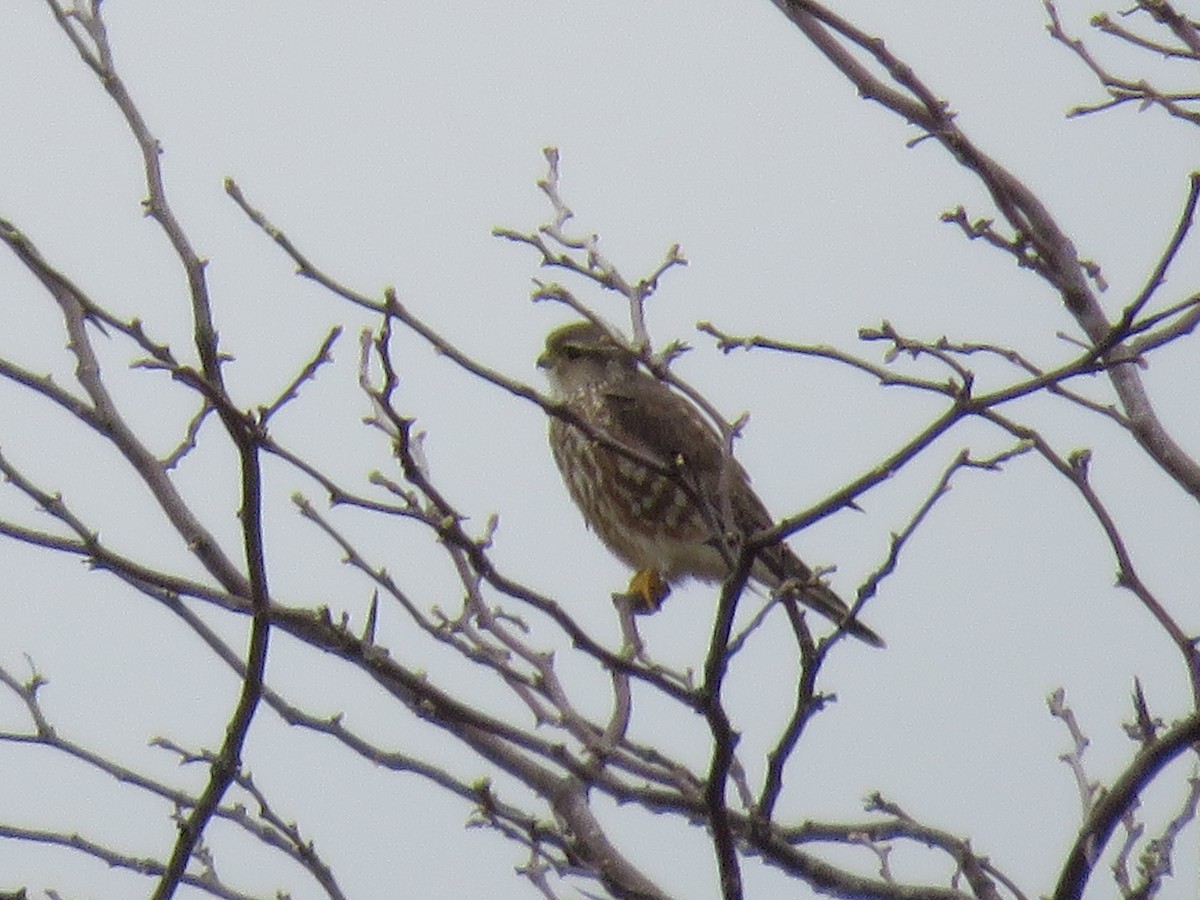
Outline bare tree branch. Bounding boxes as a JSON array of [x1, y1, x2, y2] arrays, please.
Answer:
[[1053, 712, 1200, 900]]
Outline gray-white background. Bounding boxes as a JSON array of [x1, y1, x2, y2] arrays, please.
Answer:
[[1, 1, 1197, 897]]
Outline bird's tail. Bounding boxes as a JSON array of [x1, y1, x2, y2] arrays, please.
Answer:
[[777, 576, 885, 649]]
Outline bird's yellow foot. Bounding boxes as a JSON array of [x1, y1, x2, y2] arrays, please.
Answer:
[[627, 569, 670, 613]]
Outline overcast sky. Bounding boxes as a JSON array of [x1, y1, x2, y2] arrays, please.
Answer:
[[1, 1, 1198, 898]]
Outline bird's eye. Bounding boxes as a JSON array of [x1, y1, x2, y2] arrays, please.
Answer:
[[562, 346, 583, 360]]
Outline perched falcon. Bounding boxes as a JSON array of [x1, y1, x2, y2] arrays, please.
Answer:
[[538, 320, 883, 648]]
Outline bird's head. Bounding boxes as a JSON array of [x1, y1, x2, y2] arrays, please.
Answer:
[[538, 320, 636, 396]]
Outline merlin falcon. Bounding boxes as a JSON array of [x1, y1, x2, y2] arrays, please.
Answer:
[[538, 320, 884, 648]]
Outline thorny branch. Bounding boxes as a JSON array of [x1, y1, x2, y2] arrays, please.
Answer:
[[2, 1, 1198, 899], [772, 0, 1200, 505], [0, 663, 345, 899], [1046, 1, 1200, 125], [709, 298, 1194, 709], [1049, 691, 1200, 900]]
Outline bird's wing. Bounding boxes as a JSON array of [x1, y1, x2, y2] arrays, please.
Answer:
[[600, 379, 725, 473], [600, 379, 772, 536]]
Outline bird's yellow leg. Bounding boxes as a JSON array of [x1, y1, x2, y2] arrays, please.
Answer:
[[627, 568, 670, 612]]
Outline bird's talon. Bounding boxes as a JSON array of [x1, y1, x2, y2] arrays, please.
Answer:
[[627, 569, 669, 613]]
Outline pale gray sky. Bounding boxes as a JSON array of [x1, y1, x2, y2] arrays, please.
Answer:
[[1, 1, 1197, 898]]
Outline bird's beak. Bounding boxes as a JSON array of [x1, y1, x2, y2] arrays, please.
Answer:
[[536, 351, 551, 370]]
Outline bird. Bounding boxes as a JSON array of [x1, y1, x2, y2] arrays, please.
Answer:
[[537, 319, 884, 648]]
